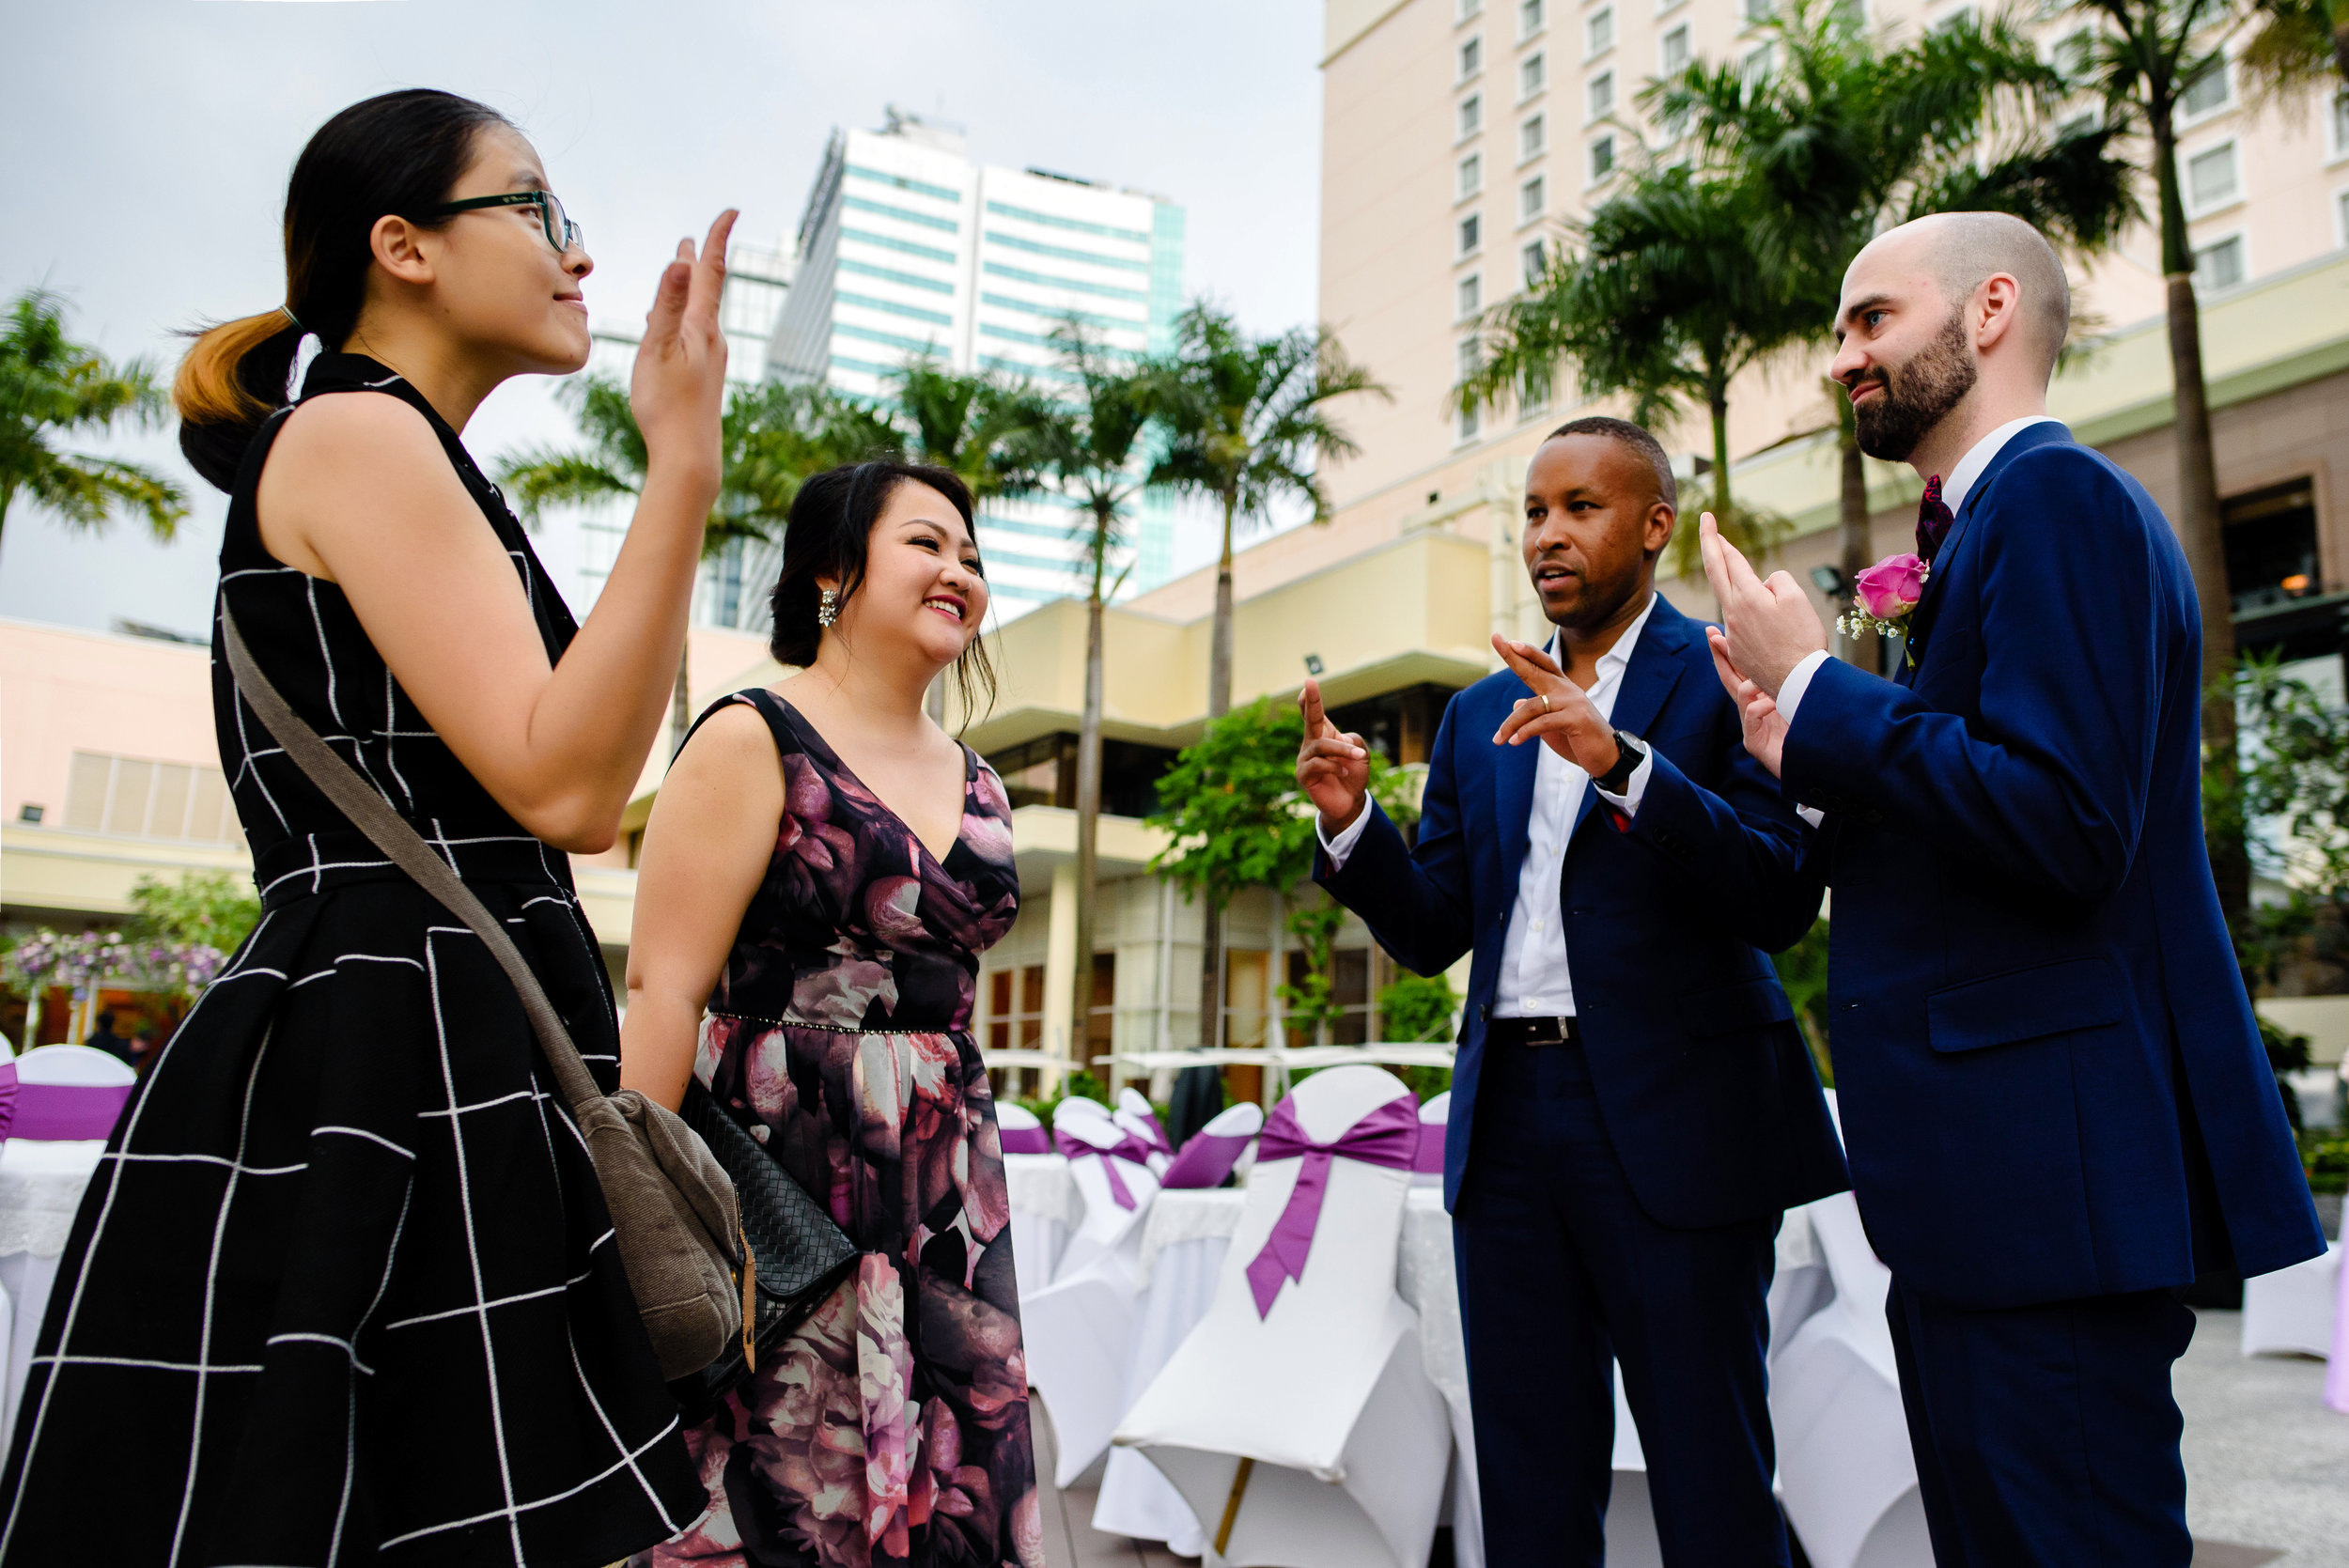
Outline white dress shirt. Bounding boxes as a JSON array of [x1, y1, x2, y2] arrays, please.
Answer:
[[1320, 593, 1659, 1017], [1778, 416, 2062, 827]]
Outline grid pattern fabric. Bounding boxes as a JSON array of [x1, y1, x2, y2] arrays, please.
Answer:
[[0, 354, 705, 1565]]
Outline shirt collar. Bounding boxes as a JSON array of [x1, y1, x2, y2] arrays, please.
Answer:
[[1941, 415, 2063, 518], [1548, 591, 1658, 686]]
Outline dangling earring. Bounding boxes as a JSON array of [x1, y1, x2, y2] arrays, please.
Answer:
[[817, 587, 838, 629]]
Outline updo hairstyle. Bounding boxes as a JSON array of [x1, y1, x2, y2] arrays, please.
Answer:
[[174, 89, 512, 491], [768, 460, 996, 722]]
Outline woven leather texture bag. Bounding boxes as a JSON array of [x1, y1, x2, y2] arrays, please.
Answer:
[[221, 606, 743, 1380], [668, 1082, 859, 1421]]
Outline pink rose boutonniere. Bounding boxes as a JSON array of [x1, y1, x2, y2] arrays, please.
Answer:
[[1837, 551, 1929, 647]]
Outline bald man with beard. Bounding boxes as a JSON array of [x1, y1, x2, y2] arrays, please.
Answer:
[[1700, 212, 2324, 1566]]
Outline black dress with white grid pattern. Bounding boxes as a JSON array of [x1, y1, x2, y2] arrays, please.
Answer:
[[0, 353, 706, 1566]]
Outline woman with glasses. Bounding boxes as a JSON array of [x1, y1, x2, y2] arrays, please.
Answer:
[[0, 89, 725, 1565]]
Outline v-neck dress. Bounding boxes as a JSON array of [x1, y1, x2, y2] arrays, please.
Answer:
[[637, 690, 1039, 1568], [0, 353, 704, 1566]]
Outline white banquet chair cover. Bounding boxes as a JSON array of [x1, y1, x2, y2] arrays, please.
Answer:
[[14, 1046, 134, 1086], [2241, 1203, 2342, 1359], [1001, 1104, 1074, 1297], [1769, 1190, 1932, 1568], [1050, 1109, 1161, 1281], [1113, 1065, 1452, 1568], [1115, 1087, 1175, 1176]]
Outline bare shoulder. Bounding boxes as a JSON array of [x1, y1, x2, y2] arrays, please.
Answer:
[[670, 699, 783, 784], [268, 389, 446, 479]]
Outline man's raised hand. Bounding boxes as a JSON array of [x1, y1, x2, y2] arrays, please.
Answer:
[[1489, 634, 1621, 778], [1297, 681, 1371, 834], [1707, 628, 1790, 778], [1697, 512, 1828, 696]]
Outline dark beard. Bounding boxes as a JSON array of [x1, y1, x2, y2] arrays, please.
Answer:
[[1850, 308, 1979, 462]]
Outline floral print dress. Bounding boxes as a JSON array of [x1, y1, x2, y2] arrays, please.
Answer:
[[640, 690, 1038, 1568]]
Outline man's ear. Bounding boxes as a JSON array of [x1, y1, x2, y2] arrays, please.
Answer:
[[369, 214, 438, 287], [1974, 273, 2023, 354], [1646, 502, 1677, 558]]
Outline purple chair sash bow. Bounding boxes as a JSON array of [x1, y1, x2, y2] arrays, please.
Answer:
[[1244, 1092, 1421, 1317], [1053, 1127, 1156, 1210], [1119, 1106, 1174, 1160], [1413, 1118, 1446, 1173], [0, 1063, 18, 1144], [12, 1079, 131, 1141], [1160, 1130, 1253, 1190], [999, 1124, 1051, 1156]]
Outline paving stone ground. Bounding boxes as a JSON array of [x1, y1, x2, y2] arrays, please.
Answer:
[[1038, 1307, 2348, 1566]]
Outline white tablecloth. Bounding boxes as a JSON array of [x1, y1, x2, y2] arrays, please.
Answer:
[[0, 1140, 108, 1444]]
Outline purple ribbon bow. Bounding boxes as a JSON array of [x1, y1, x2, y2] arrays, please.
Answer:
[[1244, 1093, 1421, 1317], [1160, 1129, 1253, 1190], [12, 1079, 130, 1141], [1413, 1118, 1447, 1173], [0, 1063, 18, 1145], [1053, 1126, 1156, 1210], [1119, 1104, 1174, 1159], [999, 1124, 1051, 1156]]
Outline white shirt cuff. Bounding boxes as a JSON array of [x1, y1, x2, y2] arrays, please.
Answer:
[[1797, 805, 1825, 830], [1317, 804, 1373, 872], [1776, 648, 1832, 729], [1594, 745, 1654, 817]]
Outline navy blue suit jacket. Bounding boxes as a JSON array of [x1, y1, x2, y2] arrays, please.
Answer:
[[1317, 594, 1849, 1228], [1782, 422, 2325, 1309]]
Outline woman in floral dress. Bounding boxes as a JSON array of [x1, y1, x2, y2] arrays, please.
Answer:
[[621, 461, 1040, 1568]]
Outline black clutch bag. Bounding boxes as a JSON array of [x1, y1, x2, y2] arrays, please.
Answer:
[[669, 1079, 860, 1422]]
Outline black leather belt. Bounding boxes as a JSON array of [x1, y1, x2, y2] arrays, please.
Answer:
[[1487, 1014, 1579, 1047]]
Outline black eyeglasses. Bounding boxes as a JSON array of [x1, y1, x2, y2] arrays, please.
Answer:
[[425, 190, 583, 256]]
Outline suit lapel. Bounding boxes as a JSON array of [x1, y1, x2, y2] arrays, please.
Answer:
[[1491, 683, 1539, 886], [1569, 597, 1688, 842], [1897, 422, 2073, 689]]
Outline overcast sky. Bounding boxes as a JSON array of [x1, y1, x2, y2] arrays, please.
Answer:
[[0, 0, 1324, 639]]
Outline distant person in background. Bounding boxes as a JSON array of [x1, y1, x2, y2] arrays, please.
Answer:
[[81, 1011, 132, 1066], [0, 88, 733, 1565], [128, 1027, 160, 1076]]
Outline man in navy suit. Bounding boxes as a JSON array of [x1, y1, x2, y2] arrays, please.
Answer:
[[1296, 417, 1848, 1567], [1702, 211, 2326, 1566]]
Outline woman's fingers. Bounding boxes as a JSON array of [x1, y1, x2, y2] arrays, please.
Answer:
[[685, 209, 739, 326], [643, 256, 693, 341]]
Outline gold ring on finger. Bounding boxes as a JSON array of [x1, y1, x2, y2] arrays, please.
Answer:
[[1539, 692, 1552, 713]]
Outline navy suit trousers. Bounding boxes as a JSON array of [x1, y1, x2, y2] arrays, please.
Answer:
[[1452, 1039, 1789, 1567], [1886, 1280, 2196, 1567]]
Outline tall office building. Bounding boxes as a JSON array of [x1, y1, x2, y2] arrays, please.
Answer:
[[767, 107, 1189, 617]]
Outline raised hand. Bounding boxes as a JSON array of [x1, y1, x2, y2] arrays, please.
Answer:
[[1489, 633, 1621, 778], [1697, 512, 1827, 696], [1707, 628, 1789, 778], [1297, 680, 1371, 834], [630, 209, 739, 492]]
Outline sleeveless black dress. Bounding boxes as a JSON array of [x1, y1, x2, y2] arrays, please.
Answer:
[[0, 353, 706, 1566]]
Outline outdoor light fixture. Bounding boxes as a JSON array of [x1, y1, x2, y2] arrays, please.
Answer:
[[1810, 566, 1848, 598], [1303, 654, 1326, 676]]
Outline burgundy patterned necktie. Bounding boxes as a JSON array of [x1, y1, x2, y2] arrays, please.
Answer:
[[1916, 475, 1955, 564]]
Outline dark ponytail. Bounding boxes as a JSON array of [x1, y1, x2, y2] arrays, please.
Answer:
[[176, 88, 512, 491]]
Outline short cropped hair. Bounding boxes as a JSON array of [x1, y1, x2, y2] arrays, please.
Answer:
[[1925, 211, 2071, 380], [1543, 415, 1677, 509]]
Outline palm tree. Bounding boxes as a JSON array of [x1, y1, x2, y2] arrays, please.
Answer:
[[2070, 0, 2255, 912], [1032, 322, 1159, 1060], [0, 288, 185, 557], [1460, 165, 1814, 578], [1147, 300, 1387, 1049], [2239, 0, 2349, 94], [1647, 1, 2139, 660], [498, 376, 829, 750]]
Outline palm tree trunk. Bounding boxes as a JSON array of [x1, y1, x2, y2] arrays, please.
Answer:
[[1835, 392, 1882, 673], [2151, 105, 2246, 917], [1199, 489, 1239, 1053], [1708, 386, 1734, 528], [1071, 572, 1107, 1073]]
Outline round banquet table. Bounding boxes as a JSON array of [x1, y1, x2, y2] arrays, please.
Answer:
[[1090, 1184, 1835, 1564], [0, 1139, 109, 1442]]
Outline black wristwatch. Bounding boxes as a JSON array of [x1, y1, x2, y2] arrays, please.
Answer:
[[1595, 728, 1646, 794]]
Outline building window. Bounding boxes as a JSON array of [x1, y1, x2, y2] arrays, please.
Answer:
[[1589, 132, 1617, 184], [1457, 272, 1483, 319], [986, 966, 1046, 1052], [1661, 22, 1692, 75], [1520, 175, 1547, 222], [1587, 70, 1614, 120], [1284, 947, 1375, 1047], [1459, 93, 1484, 139], [1461, 34, 1485, 80], [2221, 478, 2319, 610], [2193, 233, 2245, 292], [1586, 6, 1613, 58], [2329, 88, 2348, 159], [1522, 238, 1548, 287], [1519, 0, 1547, 39], [62, 752, 239, 843], [2185, 141, 2240, 213], [1459, 0, 1483, 18], [1521, 114, 1547, 160], [1742, 0, 1773, 23], [1742, 41, 1775, 87], [1520, 51, 1547, 99], [1460, 211, 1484, 255], [2180, 58, 2232, 121], [1460, 152, 1485, 198], [2338, 186, 2349, 248]]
